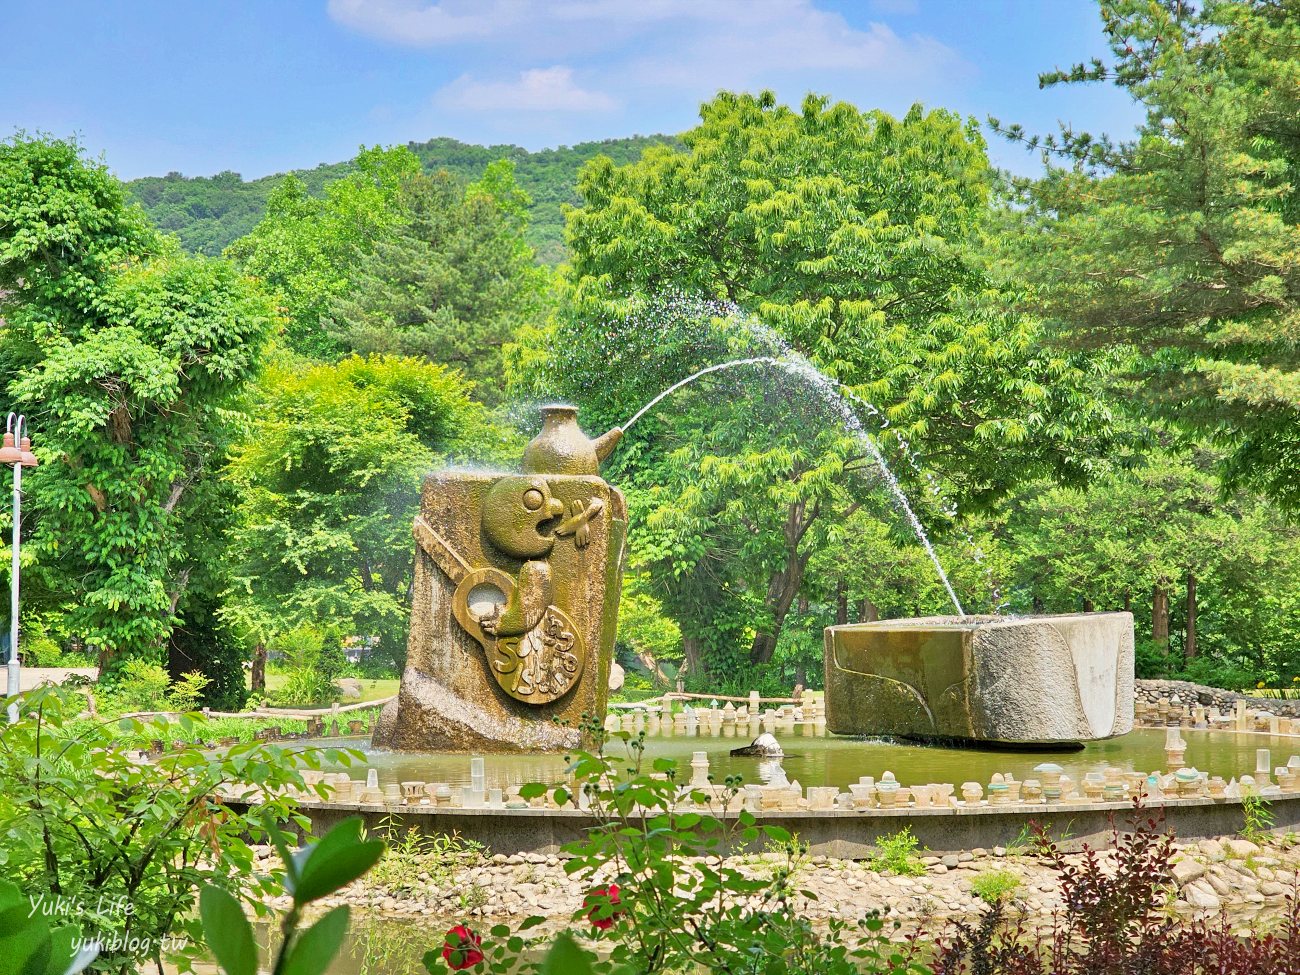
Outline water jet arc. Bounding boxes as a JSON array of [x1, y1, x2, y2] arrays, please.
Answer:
[[618, 356, 965, 617]]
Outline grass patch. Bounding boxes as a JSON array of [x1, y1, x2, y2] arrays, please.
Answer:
[[868, 827, 926, 877], [970, 869, 1021, 905]]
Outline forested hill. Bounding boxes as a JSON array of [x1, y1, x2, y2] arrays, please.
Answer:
[[125, 134, 679, 263]]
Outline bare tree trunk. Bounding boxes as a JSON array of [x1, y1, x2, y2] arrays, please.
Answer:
[[1082, 597, 1095, 612], [1152, 585, 1170, 657], [1123, 591, 1132, 613], [682, 635, 706, 679], [749, 499, 818, 664], [858, 598, 878, 623], [251, 643, 267, 694], [1184, 573, 1197, 660], [836, 581, 848, 626], [634, 647, 673, 686]]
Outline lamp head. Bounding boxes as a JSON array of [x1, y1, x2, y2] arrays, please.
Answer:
[[0, 432, 19, 466], [18, 435, 36, 468]]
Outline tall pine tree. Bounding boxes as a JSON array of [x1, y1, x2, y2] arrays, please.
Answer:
[[995, 0, 1300, 508]]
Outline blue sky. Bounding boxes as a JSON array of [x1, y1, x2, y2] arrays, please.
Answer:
[[0, 0, 1143, 181]]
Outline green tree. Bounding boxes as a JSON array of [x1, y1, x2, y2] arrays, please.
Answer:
[[0, 136, 273, 668], [323, 163, 548, 401], [524, 92, 1112, 676], [225, 145, 419, 357], [222, 354, 511, 669], [127, 134, 678, 261], [997, 449, 1300, 683], [993, 0, 1300, 508]]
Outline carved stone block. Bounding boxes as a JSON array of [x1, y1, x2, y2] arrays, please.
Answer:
[[823, 613, 1134, 745]]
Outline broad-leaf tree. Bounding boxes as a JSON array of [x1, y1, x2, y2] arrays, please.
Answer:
[[222, 354, 511, 669], [525, 92, 1112, 675], [0, 135, 273, 668]]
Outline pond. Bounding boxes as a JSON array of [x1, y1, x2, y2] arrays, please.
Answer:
[[304, 728, 1296, 792]]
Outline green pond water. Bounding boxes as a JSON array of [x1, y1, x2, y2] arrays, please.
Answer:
[[306, 728, 1298, 792]]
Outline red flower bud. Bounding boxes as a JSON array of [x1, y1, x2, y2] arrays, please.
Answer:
[[441, 924, 484, 970], [584, 883, 625, 931]]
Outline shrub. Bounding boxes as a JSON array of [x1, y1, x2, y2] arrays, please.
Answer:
[[270, 625, 339, 705], [318, 627, 349, 682], [1240, 794, 1275, 845], [969, 869, 1020, 906], [457, 721, 927, 975], [936, 802, 1300, 974], [869, 827, 927, 877], [168, 670, 212, 712], [99, 658, 172, 712], [0, 687, 357, 974], [199, 817, 384, 975]]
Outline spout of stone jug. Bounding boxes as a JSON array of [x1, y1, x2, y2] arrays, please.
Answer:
[[592, 427, 623, 464]]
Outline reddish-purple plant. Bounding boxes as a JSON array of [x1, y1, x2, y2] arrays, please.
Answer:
[[933, 800, 1300, 975]]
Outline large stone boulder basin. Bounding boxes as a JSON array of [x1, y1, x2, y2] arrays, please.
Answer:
[[823, 612, 1135, 746]]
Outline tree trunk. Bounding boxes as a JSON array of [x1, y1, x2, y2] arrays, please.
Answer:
[[836, 581, 848, 626], [682, 635, 706, 679], [251, 642, 267, 694], [1152, 585, 1170, 656], [1123, 590, 1132, 613], [748, 500, 817, 664], [634, 647, 673, 687], [1184, 573, 1198, 661], [859, 598, 878, 623], [1082, 597, 1095, 612]]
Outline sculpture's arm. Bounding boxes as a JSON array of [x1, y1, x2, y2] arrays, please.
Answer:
[[554, 498, 605, 548], [482, 560, 552, 637]]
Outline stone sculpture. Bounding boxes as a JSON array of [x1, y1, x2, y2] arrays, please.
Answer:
[[374, 405, 626, 752], [824, 613, 1135, 745]]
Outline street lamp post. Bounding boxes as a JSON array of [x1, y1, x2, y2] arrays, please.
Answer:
[[2, 414, 38, 724]]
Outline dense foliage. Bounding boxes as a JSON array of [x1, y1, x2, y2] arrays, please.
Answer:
[[127, 135, 678, 263], [222, 355, 510, 669], [522, 91, 1113, 676], [0, 687, 351, 974], [3, 0, 1298, 705], [324, 162, 548, 400], [993, 0, 1300, 509], [0, 135, 273, 672]]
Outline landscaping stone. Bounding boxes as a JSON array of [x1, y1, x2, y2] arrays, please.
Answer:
[[1225, 839, 1260, 858], [265, 831, 1298, 934], [1171, 858, 1205, 884], [1182, 881, 1221, 911]]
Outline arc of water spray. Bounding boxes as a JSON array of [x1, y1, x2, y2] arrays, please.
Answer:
[[619, 356, 966, 617]]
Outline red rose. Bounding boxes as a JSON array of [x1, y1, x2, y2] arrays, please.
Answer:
[[584, 883, 625, 931], [441, 925, 484, 970]]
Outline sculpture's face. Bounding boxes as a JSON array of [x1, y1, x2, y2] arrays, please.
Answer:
[[482, 475, 566, 559]]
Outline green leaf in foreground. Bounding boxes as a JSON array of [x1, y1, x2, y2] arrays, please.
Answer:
[[281, 906, 351, 975], [293, 818, 385, 905], [198, 886, 257, 975]]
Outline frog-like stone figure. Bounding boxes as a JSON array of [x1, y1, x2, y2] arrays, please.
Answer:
[[374, 406, 626, 752]]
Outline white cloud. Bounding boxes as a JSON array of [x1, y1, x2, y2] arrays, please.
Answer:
[[326, 0, 517, 44], [436, 66, 618, 113], [328, 0, 958, 73], [329, 0, 968, 134]]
